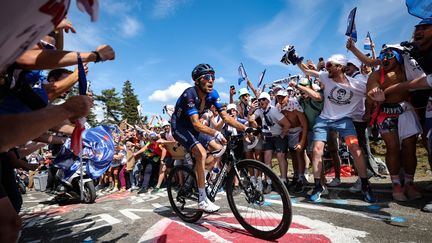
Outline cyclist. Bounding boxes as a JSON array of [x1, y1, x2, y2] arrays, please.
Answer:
[[171, 63, 248, 213]]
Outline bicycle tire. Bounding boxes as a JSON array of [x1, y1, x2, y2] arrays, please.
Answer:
[[226, 159, 292, 240], [167, 165, 203, 223]]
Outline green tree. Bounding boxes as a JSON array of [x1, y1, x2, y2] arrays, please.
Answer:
[[96, 88, 122, 124], [121, 80, 140, 124]]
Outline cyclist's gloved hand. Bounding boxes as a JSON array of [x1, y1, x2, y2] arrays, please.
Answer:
[[214, 131, 227, 144]]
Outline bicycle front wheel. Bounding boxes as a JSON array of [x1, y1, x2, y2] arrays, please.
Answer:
[[167, 165, 203, 223], [226, 159, 292, 240]]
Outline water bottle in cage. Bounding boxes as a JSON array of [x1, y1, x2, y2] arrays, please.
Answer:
[[210, 167, 220, 183]]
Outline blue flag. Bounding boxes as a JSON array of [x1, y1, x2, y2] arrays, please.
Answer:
[[257, 69, 266, 88], [238, 63, 247, 86], [364, 31, 372, 50], [77, 53, 87, 95], [345, 7, 357, 42], [82, 125, 116, 179], [406, 0, 432, 19]]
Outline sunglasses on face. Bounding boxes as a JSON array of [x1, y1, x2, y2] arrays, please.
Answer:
[[379, 52, 395, 61], [200, 73, 215, 81]]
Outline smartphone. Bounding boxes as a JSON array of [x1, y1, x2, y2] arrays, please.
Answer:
[[319, 57, 324, 62], [230, 85, 236, 94]]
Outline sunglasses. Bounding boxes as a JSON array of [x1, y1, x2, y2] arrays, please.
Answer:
[[379, 52, 395, 61], [200, 73, 215, 81]]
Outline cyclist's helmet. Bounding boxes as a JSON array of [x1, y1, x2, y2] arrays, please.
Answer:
[[192, 63, 215, 81]]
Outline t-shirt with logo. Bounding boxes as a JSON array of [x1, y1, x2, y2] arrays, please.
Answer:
[[318, 71, 365, 120], [350, 71, 369, 122], [253, 105, 284, 136]]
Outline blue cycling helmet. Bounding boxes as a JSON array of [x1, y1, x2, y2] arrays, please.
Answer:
[[192, 63, 214, 81]]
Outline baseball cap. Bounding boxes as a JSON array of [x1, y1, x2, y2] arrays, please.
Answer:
[[273, 84, 283, 91], [347, 58, 361, 69], [258, 92, 271, 101], [298, 77, 310, 86], [161, 120, 170, 127], [238, 88, 249, 98], [276, 89, 288, 96], [227, 103, 237, 111], [327, 54, 348, 66], [415, 17, 432, 27]]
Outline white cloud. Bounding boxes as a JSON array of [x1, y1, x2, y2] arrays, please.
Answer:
[[219, 92, 229, 102], [101, 0, 133, 15], [152, 0, 189, 19], [93, 101, 106, 123], [120, 16, 142, 37], [215, 77, 227, 84], [148, 81, 192, 102]]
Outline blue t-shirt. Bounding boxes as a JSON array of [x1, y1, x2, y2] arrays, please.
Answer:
[[172, 86, 224, 129], [0, 70, 48, 115]]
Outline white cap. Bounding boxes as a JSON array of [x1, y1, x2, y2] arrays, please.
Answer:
[[161, 120, 170, 127], [327, 54, 348, 66], [276, 89, 288, 96], [238, 88, 249, 97], [226, 103, 237, 111], [347, 58, 361, 69], [287, 86, 294, 91], [258, 92, 271, 101], [273, 84, 283, 90]]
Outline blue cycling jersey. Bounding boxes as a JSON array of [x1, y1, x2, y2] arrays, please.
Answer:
[[171, 86, 224, 130]]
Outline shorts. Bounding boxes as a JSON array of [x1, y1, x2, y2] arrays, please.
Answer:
[[172, 123, 211, 152], [262, 135, 288, 153], [313, 117, 357, 142], [163, 157, 174, 168], [287, 127, 302, 151]]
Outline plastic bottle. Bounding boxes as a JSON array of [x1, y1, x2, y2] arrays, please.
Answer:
[[210, 167, 220, 183]]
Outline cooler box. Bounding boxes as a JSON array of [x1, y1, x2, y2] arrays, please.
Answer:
[[33, 173, 48, 191]]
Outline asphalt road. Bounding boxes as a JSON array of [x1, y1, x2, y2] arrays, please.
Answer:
[[19, 178, 432, 243]]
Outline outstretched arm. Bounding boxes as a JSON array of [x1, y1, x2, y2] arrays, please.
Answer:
[[346, 37, 380, 67]]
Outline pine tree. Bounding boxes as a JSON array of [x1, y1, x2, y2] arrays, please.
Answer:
[[96, 88, 122, 124], [121, 80, 140, 124]]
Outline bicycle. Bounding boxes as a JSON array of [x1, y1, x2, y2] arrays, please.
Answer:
[[166, 130, 292, 240]]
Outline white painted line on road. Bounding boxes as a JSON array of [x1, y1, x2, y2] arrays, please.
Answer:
[[151, 203, 170, 212], [138, 218, 171, 243], [119, 209, 156, 220]]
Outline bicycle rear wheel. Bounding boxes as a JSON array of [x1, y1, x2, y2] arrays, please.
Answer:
[[167, 165, 203, 223], [226, 159, 292, 240]]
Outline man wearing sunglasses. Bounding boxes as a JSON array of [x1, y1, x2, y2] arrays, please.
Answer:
[[295, 54, 376, 203], [171, 63, 248, 213], [248, 92, 291, 192]]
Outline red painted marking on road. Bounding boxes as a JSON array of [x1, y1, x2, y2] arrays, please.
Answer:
[[156, 216, 330, 243], [95, 192, 133, 203], [211, 216, 310, 229]]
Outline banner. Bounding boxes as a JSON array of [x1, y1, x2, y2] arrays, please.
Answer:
[[345, 7, 358, 42], [406, 0, 432, 19]]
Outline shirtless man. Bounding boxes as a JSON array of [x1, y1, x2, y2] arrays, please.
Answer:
[[276, 89, 308, 193], [367, 48, 422, 201]]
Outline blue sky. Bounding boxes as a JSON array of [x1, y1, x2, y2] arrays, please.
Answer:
[[64, 0, 420, 120]]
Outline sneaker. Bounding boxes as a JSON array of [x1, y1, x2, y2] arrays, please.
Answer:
[[151, 187, 161, 194], [131, 186, 139, 191], [110, 187, 119, 193], [310, 185, 324, 202], [392, 184, 408, 202], [362, 185, 377, 203], [405, 183, 422, 200], [294, 179, 305, 193], [95, 185, 105, 191], [263, 184, 272, 194], [137, 188, 148, 194], [327, 178, 341, 187], [349, 178, 362, 193], [198, 200, 220, 213], [422, 201, 432, 213], [119, 187, 126, 192], [289, 177, 299, 188]]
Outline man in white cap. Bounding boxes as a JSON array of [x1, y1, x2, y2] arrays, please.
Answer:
[[249, 92, 291, 192], [295, 54, 376, 202]]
